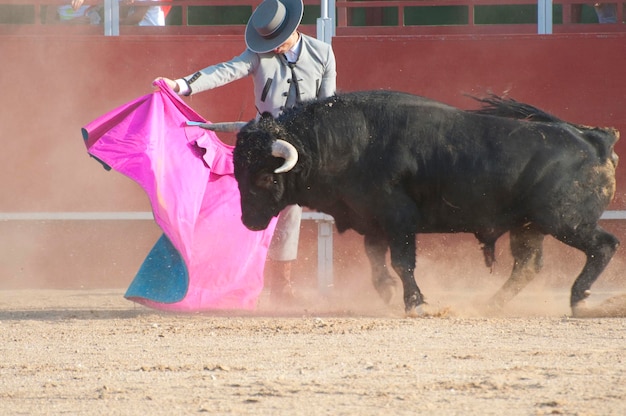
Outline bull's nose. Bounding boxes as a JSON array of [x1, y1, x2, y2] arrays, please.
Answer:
[[241, 216, 272, 231], [246, 224, 266, 231]]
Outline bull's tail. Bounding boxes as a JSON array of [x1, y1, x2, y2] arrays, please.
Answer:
[[470, 94, 620, 167], [469, 94, 562, 123]]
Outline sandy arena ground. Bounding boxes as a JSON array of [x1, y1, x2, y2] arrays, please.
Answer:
[[0, 285, 625, 416]]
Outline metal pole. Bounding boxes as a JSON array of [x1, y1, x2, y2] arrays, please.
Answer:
[[538, 0, 553, 34], [103, 0, 120, 36], [317, 218, 334, 293], [301, 212, 335, 294], [317, 0, 334, 43]]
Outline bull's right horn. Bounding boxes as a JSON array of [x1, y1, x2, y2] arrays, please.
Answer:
[[186, 121, 247, 132], [271, 139, 299, 173]]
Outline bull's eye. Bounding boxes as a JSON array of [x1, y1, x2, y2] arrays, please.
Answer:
[[255, 172, 276, 190]]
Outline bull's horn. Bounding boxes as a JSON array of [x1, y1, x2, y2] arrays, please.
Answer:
[[187, 121, 247, 132], [271, 139, 299, 173]]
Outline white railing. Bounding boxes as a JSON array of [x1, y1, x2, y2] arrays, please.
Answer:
[[0, 210, 335, 293], [3, 210, 626, 292]]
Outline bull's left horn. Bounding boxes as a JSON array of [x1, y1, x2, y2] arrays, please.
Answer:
[[186, 121, 247, 132], [271, 139, 299, 173]]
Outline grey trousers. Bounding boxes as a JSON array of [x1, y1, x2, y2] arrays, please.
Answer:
[[267, 204, 302, 261]]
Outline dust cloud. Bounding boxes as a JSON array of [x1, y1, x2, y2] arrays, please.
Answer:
[[266, 229, 626, 319]]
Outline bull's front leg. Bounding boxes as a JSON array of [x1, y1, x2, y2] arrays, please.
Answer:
[[364, 234, 397, 304], [388, 233, 424, 316]]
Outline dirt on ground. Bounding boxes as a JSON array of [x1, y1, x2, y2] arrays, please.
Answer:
[[0, 286, 625, 416]]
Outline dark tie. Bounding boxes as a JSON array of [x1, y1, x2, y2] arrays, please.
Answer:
[[286, 62, 301, 108]]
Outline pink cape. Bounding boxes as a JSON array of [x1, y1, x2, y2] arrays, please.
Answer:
[[82, 81, 276, 311]]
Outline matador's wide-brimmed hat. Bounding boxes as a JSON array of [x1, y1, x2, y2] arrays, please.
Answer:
[[245, 0, 304, 53]]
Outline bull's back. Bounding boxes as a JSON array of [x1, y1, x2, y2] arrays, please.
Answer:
[[293, 91, 617, 233], [324, 92, 616, 232]]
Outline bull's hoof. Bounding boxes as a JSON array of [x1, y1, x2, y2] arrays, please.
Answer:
[[572, 293, 626, 318], [570, 290, 591, 318], [486, 295, 506, 312], [374, 278, 397, 304], [482, 300, 505, 317], [405, 302, 427, 317], [571, 301, 591, 318], [404, 293, 426, 317], [405, 301, 451, 317]]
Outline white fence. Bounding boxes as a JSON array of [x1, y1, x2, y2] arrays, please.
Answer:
[[2, 210, 625, 292]]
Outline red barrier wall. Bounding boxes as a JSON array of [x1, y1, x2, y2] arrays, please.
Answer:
[[1, 31, 625, 291]]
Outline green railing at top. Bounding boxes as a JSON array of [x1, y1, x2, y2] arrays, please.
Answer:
[[0, 0, 624, 35], [335, 0, 625, 34]]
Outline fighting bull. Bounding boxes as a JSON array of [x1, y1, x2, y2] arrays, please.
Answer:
[[207, 90, 620, 316]]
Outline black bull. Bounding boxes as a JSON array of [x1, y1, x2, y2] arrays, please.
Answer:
[[225, 90, 620, 316]]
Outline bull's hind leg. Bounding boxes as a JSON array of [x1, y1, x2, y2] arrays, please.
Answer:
[[554, 225, 619, 315], [387, 234, 425, 315], [364, 234, 397, 304], [489, 226, 545, 310]]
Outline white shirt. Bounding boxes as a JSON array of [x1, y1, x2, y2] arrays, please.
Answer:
[[284, 35, 302, 63], [137, 5, 165, 26], [124, 0, 165, 26]]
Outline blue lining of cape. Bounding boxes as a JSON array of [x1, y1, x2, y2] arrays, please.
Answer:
[[124, 233, 188, 303]]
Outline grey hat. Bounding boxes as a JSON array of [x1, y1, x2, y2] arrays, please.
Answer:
[[245, 0, 304, 53]]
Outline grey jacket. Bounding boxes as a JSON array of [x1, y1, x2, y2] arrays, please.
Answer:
[[182, 34, 336, 117]]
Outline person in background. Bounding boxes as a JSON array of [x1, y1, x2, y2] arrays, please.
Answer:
[[119, 0, 164, 26], [47, 0, 100, 24], [55, 0, 165, 26], [56, 5, 101, 24], [154, 0, 337, 305], [593, 3, 618, 23]]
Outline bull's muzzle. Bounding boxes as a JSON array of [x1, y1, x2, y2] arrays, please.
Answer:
[[241, 214, 273, 231]]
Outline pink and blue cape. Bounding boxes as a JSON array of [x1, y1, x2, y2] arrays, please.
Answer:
[[82, 81, 276, 311]]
